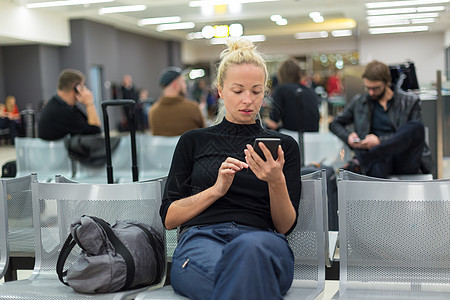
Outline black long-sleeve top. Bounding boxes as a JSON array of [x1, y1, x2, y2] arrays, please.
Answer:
[[159, 118, 301, 235]]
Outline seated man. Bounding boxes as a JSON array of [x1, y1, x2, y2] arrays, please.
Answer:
[[39, 69, 101, 141], [149, 67, 205, 136], [329, 60, 433, 178]]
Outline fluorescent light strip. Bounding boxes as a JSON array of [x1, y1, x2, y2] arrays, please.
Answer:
[[138, 16, 182, 26], [294, 31, 328, 39], [189, 0, 278, 7], [368, 19, 412, 26], [369, 26, 429, 34], [367, 6, 444, 15], [99, 5, 146, 15], [157, 22, 195, 31], [367, 12, 439, 21], [368, 18, 436, 26], [209, 35, 266, 45], [366, 0, 449, 9], [331, 30, 352, 37], [411, 17, 436, 23], [27, 0, 113, 8]]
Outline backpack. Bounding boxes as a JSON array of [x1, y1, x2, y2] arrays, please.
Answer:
[[56, 216, 165, 294]]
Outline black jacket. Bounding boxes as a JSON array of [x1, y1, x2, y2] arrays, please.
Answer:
[[329, 89, 434, 173]]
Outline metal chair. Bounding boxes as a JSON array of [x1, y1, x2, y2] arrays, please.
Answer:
[[136, 170, 326, 300], [0, 175, 10, 279], [73, 135, 133, 183], [340, 169, 434, 182], [333, 175, 450, 299], [0, 173, 37, 281], [15, 138, 72, 182], [138, 134, 180, 181], [0, 179, 166, 299]]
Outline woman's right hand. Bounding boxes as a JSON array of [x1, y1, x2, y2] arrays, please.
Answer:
[[212, 157, 248, 197]]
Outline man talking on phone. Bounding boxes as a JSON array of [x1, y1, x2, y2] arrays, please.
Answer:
[[329, 60, 433, 178], [39, 69, 101, 141]]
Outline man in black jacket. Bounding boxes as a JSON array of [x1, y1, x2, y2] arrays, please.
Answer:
[[329, 60, 432, 178], [39, 69, 101, 140]]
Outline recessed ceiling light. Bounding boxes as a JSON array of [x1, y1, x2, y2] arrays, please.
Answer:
[[156, 22, 196, 31], [99, 5, 146, 15], [27, 0, 113, 8], [138, 16, 182, 26], [331, 30, 352, 37], [367, 12, 439, 21], [366, 0, 449, 9], [189, 0, 279, 7], [369, 25, 429, 34], [294, 31, 328, 39]]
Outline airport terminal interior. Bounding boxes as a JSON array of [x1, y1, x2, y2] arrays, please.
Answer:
[[0, 0, 450, 299]]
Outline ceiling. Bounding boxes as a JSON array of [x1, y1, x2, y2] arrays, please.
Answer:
[[4, 0, 450, 46]]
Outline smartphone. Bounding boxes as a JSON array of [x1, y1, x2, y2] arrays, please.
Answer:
[[253, 137, 281, 160], [353, 138, 361, 143], [73, 84, 80, 94]]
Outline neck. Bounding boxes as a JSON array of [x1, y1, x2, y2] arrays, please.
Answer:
[[57, 90, 76, 106], [377, 87, 393, 109]]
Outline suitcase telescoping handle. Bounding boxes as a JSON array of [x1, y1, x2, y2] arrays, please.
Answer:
[[101, 100, 138, 184]]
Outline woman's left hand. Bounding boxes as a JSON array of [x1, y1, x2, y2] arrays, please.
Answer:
[[244, 142, 285, 183]]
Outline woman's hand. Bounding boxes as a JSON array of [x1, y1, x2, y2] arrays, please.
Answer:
[[212, 157, 248, 197], [244, 142, 285, 183]]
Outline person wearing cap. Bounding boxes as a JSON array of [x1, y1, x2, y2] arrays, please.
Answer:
[[149, 67, 205, 136]]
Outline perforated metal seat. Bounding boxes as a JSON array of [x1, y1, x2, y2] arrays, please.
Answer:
[[0, 179, 166, 299], [73, 135, 133, 183], [138, 134, 180, 181], [15, 138, 72, 182], [0, 174, 37, 280], [333, 175, 450, 299], [136, 170, 326, 300]]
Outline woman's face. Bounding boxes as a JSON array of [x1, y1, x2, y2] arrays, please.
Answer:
[[218, 63, 265, 125]]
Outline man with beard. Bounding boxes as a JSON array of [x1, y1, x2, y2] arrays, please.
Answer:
[[149, 67, 205, 136], [329, 60, 432, 178]]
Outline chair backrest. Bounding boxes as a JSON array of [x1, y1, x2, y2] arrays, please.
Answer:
[[30, 179, 166, 284], [138, 135, 180, 181], [1, 174, 37, 267], [340, 169, 434, 182], [73, 135, 133, 183], [337, 178, 450, 295], [286, 170, 325, 296], [15, 138, 72, 182], [280, 130, 351, 168], [0, 177, 10, 278]]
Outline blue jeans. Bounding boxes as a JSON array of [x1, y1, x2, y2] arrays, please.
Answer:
[[170, 222, 294, 300]]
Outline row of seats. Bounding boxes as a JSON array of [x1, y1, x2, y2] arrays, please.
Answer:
[[0, 170, 327, 299], [14, 131, 353, 184], [1, 170, 449, 299], [14, 135, 180, 183]]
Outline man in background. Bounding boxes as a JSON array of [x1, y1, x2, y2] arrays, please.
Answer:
[[149, 67, 205, 136], [266, 58, 320, 133], [329, 60, 433, 178], [38, 69, 101, 140]]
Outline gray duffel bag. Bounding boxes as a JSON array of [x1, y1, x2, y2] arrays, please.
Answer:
[[56, 215, 164, 293]]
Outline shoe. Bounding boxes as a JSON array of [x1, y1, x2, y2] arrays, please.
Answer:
[[343, 158, 362, 174]]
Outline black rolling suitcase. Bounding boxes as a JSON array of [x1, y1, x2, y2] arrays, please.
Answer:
[[101, 99, 138, 184]]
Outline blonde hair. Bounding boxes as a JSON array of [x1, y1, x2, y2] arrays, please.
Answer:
[[212, 38, 268, 125]]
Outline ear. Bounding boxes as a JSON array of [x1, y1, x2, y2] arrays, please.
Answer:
[[217, 86, 224, 99]]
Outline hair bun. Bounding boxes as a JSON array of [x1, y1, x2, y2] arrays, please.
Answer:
[[220, 38, 255, 59]]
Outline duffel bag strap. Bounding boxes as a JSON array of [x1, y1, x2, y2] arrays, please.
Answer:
[[133, 224, 164, 283], [56, 232, 78, 286], [90, 216, 136, 291]]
